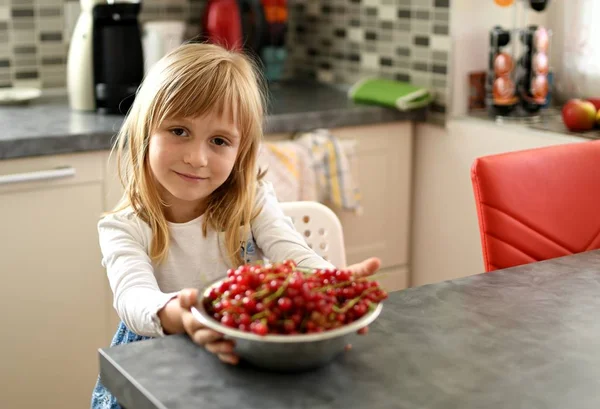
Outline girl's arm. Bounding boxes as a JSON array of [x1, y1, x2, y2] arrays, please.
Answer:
[[99, 212, 179, 337], [251, 182, 335, 269]]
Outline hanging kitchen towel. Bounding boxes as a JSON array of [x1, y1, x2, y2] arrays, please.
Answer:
[[258, 141, 318, 202], [295, 129, 362, 214], [348, 77, 434, 111]]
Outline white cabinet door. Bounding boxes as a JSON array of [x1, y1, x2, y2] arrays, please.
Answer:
[[101, 151, 127, 332], [330, 122, 413, 291], [0, 153, 110, 409], [102, 151, 124, 213]]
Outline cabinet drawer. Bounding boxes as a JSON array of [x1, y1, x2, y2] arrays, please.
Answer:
[[0, 151, 103, 194]]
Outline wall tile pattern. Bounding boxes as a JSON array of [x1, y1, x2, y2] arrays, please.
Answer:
[[0, 0, 204, 89]]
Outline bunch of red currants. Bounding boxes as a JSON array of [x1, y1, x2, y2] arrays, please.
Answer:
[[204, 260, 388, 336]]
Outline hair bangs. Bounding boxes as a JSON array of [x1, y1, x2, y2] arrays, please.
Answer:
[[148, 59, 261, 139]]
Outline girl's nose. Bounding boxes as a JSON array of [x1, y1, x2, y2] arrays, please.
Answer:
[[184, 141, 208, 168]]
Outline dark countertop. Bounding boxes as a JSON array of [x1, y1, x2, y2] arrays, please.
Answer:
[[0, 81, 426, 160], [100, 250, 600, 409]]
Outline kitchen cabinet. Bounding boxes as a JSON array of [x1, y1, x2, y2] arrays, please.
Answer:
[[101, 151, 126, 332], [329, 122, 412, 291], [0, 152, 110, 409]]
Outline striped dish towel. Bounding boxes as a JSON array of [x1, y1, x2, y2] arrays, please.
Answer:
[[258, 141, 318, 203], [295, 129, 362, 214]]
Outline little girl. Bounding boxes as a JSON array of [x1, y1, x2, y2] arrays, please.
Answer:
[[91, 43, 380, 409]]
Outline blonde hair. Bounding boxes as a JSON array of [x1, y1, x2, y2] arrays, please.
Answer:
[[110, 42, 267, 267]]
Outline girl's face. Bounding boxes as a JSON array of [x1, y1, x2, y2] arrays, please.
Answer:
[[148, 109, 241, 221]]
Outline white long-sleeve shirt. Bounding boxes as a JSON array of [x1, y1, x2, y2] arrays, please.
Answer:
[[98, 181, 333, 337]]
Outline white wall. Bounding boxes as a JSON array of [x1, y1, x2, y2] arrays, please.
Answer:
[[544, 1, 563, 77]]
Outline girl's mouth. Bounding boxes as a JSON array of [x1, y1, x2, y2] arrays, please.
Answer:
[[174, 171, 209, 181]]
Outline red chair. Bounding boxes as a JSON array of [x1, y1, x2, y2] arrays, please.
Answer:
[[471, 140, 600, 272]]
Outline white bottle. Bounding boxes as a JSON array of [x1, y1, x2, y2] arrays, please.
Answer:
[[66, 0, 106, 111]]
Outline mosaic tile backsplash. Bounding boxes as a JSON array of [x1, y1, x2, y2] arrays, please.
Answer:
[[0, 0, 450, 116], [287, 0, 451, 116], [0, 0, 204, 89]]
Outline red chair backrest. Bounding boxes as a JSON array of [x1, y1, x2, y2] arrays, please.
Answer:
[[471, 140, 600, 272]]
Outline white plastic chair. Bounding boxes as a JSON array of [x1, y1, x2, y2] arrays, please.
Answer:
[[280, 201, 347, 268]]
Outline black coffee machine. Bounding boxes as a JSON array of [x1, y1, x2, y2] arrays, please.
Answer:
[[93, 2, 144, 114]]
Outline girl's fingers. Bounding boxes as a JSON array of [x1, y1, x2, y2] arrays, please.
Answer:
[[178, 288, 198, 309], [182, 309, 205, 333], [218, 353, 239, 365], [205, 340, 236, 355], [192, 328, 225, 345], [346, 257, 381, 278]]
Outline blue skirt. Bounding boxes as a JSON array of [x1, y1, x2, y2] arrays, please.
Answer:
[[91, 322, 152, 409]]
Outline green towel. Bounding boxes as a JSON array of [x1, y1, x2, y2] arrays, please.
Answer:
[[348, 77, 434, 111]]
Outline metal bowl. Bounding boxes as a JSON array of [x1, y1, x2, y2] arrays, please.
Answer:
[[191, 277, 383, 372]]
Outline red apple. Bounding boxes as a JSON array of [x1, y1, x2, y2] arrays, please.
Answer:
[[562, 99, 597, 132], [586, 98, 600, 112], [596, 110, 600, 127]]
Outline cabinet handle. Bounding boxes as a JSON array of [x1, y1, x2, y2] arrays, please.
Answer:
[[0, 166, 76, 185]]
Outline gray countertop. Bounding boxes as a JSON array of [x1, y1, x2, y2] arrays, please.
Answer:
[[0, 81, 426, 160], [467, 107, 600, 140], [100, 250, 600, 409]]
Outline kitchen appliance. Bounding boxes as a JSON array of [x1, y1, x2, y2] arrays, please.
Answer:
[[142, 20, 186, 74], [67, 0, 145, 114], [516, 25, 551, 113], [202, 0, 288, 81], [485, 0, 552, 118], [486, 26, 518, 115], [260, 0, 288, 81], [240, 0, 268, 54], [201, 0, 267, 54], [202, 0, 244, 51]]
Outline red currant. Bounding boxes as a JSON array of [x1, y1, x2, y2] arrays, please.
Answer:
[[251, 321, 268, 336], [283, 320, 296, 333], [242, 297, 256, 312], [278, 297, 293, 311], [221, 314, 236, 327], [238, 313, 251, 325]]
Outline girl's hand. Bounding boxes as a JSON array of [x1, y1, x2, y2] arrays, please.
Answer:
[[179, 288, 239, 365], [345, 257, 381, 278], [343, 257, 381, 340]]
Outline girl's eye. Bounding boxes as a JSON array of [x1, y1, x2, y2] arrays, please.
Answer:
[[170, 128, 188, 137], [211, 137, 229, 147]]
